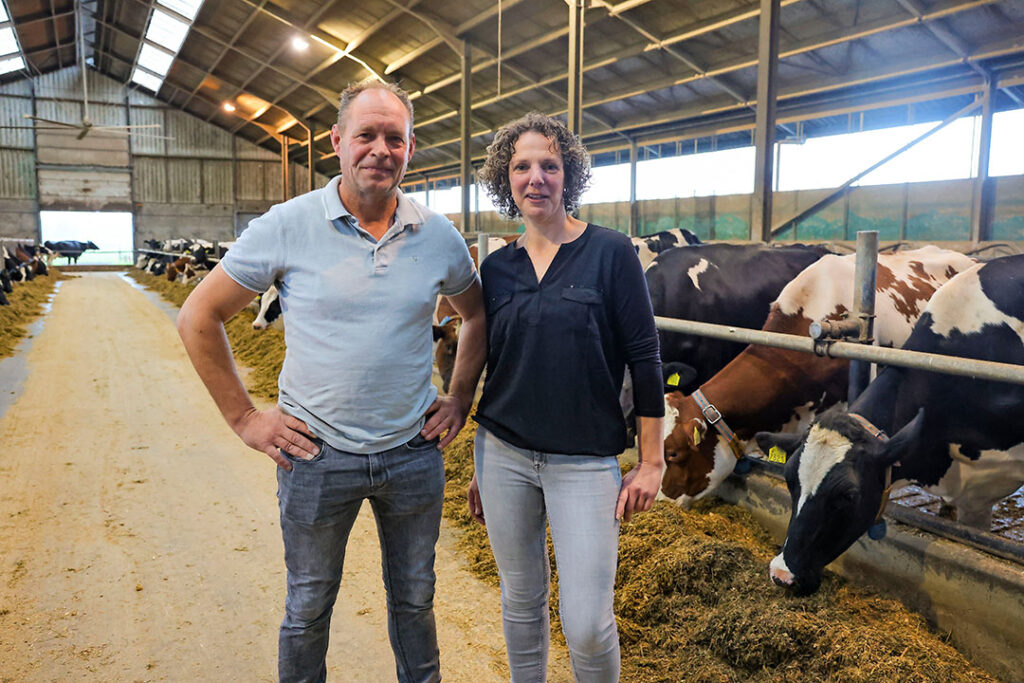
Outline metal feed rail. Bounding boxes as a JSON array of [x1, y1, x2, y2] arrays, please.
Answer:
[[653, 316, 1024, 386]]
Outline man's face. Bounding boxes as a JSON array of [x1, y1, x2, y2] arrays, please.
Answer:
[[330, 89, 415, 200]]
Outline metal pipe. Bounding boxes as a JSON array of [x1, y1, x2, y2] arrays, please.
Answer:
[[567, 0, 585, 135], [476, 233, 490, 264], [848, 231, 879, 401], [752, 0, 781, 242], [970, 79, 994, 244], [654, 316, 1024, 386]]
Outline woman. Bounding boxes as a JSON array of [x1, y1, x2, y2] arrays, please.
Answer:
[[468, 112, 665, 682]]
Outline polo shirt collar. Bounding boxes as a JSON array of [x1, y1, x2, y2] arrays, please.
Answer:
[[322, 175, 426, 232]]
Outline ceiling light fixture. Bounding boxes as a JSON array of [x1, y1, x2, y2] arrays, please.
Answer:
[[223, 102, 236, 112], [291, 36, 309, 51]]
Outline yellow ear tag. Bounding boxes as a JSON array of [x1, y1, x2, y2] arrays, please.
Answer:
[[666, 372, 680, 387], [692, 426, 702, 446], [768, 446, 788, 464]]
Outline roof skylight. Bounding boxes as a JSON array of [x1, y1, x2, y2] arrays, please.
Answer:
[[130, 2, 204, 93], [0, 26, 17, 56], [0, 0, 26, 77], [156, 0, 203, 22]]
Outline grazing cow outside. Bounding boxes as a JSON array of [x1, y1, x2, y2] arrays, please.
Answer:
[[660, 246, 977, 509], [756, 253, 1024, 595], [630, 228, 702, 270]]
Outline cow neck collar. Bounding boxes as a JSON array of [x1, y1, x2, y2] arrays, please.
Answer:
[[691, 388, 745, 460], [849, 412, 897, 526]]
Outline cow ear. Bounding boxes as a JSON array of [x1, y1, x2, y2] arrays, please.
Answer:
[[880, 408, 924, 465], [687, 418, 708, 446], [663, 362, 697, 393], [754, 430, 804, 458], [432, 325, 444, 341]]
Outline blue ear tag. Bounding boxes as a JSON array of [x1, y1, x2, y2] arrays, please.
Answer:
[[867, 520, 887, 540], [733, 458, 752, 475], [439, 315, 452, 326]]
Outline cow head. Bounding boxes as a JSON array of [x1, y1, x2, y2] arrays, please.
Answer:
[[1, 267, 12, 293], [253, 286, 282, 330], [85, 241, 99, 250], [755, 407, 923, 596], [432, 316, 462, 393], [661, 384, 736, 508]]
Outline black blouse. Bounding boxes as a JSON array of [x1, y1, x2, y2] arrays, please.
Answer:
[[473, 224, 664, 456]]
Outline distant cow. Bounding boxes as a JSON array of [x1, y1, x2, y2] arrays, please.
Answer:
[[431, 235, 517, 392], [252, 285, 282, 330], [660, 246, 976, 509], [44, 240, 99, 264], [757, 253, 1024, 596], [630, 228, 702, 270]]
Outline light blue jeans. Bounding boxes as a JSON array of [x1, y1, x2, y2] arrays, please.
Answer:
[[276, 434, 445, 683], [474, 426, 622, 683]]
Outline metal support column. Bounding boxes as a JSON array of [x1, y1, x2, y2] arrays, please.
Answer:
[[307, 125, 314, 192], [567, 0, 585, 136], [848, 231, 879, 402], [751, 0, 781, 242], [280, 136, 290, 201], [970, 78, 994, 245], [460, 41, 473, 234], [629, 138, 639, 236]]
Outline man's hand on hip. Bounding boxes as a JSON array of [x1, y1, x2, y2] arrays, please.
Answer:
[[233, 407, 319, 471], [421, 395, 469, 449]]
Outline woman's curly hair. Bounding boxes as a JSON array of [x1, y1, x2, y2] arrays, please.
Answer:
[[477, 112, 592, 220]]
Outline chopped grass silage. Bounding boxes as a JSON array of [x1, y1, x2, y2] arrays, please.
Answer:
[[0, 269, 69, 360]]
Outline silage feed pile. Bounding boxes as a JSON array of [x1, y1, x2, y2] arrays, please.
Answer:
[[127, 269, 285, 400], [127, 269, 996, 682], [0, 269, 68, 360], [443, 422, 997, 683]]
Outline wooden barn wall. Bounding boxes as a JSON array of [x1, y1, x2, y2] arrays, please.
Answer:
[[0, 66, 330, 245], [453, 176, 1024, 243]]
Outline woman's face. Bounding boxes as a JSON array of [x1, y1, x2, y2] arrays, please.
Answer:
[[508, 131, 566, 223]]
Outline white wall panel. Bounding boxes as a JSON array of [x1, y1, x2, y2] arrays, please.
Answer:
[[0, 149, 35, 198], [0, 95, 34, 149], [134, 158, 167, 203], [129, 107, 166, 155], [167, 159, 202, 203], [236, 161, 265, 200], [202, 160, 233, 203], [165, 109, 232, 157]]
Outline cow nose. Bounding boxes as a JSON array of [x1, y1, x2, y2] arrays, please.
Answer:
[[769, 554, 795, 587]]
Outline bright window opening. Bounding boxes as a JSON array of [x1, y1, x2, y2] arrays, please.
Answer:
[[147, 10, 189, 53], [157, 0, 203, 21], [0, 53, 23, 74], [40, 211, 135, 266]]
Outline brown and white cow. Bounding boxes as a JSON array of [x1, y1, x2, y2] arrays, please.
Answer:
[[660, 246, 977, 508]]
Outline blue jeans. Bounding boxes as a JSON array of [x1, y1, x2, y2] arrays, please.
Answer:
[[276, 434, 445, 683], [474, 426, 622, 683]]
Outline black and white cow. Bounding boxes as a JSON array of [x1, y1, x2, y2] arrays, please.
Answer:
[[252, 285, 282, 330], [757, 254, 1024, 596], [630, 228, 702, 270], [645, 242, 832, 395], [44, 240, 99, 264]]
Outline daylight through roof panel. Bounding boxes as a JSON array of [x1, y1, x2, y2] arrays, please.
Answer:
[[131, 68, 164, 92], [0, 26, 17, 56], [138, 43, 174, 76], [147, 10, 190, 54], [0, 54, 22, 74], [156, 0, 203, 22], [0, 1, 7, 23]]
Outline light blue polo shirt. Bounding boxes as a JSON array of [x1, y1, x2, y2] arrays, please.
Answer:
[[221, 176, 477, 454]]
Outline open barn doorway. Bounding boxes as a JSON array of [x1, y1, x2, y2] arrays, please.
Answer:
[[39, 211, 135, 266]]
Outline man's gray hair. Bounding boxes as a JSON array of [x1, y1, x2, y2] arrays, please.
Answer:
[[337, 80, 415, 133]]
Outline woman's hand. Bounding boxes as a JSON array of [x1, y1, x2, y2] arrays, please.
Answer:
[[467, 473, 485, 525], [615, 461, 664, 522]]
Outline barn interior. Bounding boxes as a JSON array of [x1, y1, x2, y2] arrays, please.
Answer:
[[1, 0, 1023, 680]]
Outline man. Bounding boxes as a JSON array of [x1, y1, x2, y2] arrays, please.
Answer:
[[176, 80, 486, 683]]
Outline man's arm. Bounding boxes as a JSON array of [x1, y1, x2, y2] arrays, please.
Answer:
[[421, 278, 486, 448], [177, 265, 318, 470]]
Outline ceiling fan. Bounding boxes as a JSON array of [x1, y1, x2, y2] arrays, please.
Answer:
[[0, 0, 173, 141]]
